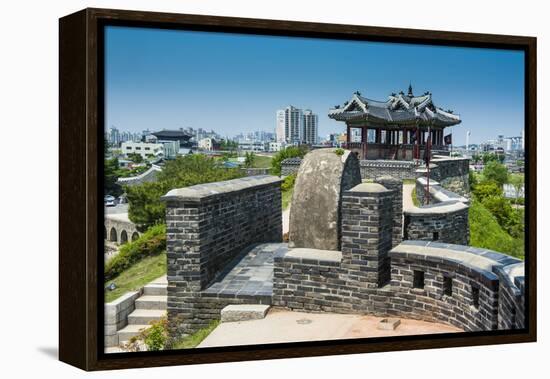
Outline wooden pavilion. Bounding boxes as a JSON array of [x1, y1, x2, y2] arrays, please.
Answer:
[[328, 85, 461, 160]]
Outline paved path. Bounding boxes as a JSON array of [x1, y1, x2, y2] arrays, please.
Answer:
[[282, 206, 290, 235], [203, 243, 288, 301], [198, 309, 461, 348], [403, 183, 416, 212]]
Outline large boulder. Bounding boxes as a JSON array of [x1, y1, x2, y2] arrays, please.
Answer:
[[289, 149, 361, 250]]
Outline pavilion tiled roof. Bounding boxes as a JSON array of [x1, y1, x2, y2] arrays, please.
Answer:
[[328, 88, 461, 127]]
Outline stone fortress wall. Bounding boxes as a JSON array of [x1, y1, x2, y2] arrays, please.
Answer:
[[407, 175, 470, 245], [164, 149, 524, 337], [281, 155, 470, 195], [161, 176, 282, 335]]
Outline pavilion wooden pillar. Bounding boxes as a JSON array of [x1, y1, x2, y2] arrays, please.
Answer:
[[415, 128, 420, 159], [361, 127, 368, 160], [346, 125, 351, 147]]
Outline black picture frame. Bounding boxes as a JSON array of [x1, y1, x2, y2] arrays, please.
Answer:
[[59, 7, 536, 371]]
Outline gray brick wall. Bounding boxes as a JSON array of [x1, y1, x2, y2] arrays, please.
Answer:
[[162, 176, 282, 336], [389, 251, 499, 331], [431, 157, 470, 195], [494, 264, 525, 330], [282, 156, 469, 195], [374, 176, 403, 247], [360, 160, 418, 180], [281, 157, 418, 180], [341, 183, 394, 288], [403, 204, 469, 245]]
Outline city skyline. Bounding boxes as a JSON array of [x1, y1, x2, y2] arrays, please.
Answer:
[[105, 26, 525, 145]]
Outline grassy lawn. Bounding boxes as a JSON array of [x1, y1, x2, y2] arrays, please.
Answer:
[[170, 320, 220, 349], [402, 179, 416, 185], [250, 155, 273, 168], [105, 252, 167, 303], [282, 187, 293, 210], [469, 201, 524, 259]]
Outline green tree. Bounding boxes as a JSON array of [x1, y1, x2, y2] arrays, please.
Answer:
[[244, 152, 255, 168], [509, 174, 524, 207], [128, 153, 144, 163], [104, 157, 122, 197], [126, 154, 243, 230], [125, 182, 167, 231], [481, 196, 523, 239], [469, 169, 478, 189], [270, 145, 309, 176], [483, 161, 509, 187], [472, 181, 502, 202]]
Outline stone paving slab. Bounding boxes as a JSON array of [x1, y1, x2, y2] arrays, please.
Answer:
[[221, 304, 270, 322], [198, 309, 462, 348], [203, 243, 288, 299]]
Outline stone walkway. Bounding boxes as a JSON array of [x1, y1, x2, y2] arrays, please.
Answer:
[[203, 243, 288, 301], [403, 183, 416, 211], [282, 207, 290, 235], [198, 308, 462, 348]]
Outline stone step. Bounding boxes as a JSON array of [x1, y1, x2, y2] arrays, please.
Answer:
[[135, 295, 167, 310], [143, 283, 167, 296], [127, 309, 166, 325], [221, 304, 270, 323], [117, 324, 150, 342]]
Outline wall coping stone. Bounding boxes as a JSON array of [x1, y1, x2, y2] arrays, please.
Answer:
[[493, 261, 525, 295], [161, 175, 282, 202], [416, 177, 469, 204], [276, 248, 343, 263], [404, 200, 468, 215], [432, 155, 470, 163], [347, 182, 389, 194], [390, 241, 522, 285]]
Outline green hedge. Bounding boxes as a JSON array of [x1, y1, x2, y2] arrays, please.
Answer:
[[105, 224, 166, 280]]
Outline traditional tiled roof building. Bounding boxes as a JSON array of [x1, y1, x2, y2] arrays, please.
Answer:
[[329, 85, 461, 160]]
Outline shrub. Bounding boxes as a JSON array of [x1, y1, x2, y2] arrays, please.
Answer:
[[281, 173, 296, 192], [270, 146, 309, 176], [105, 224, 166, 280], [472, 181, 502, 202], [122, 318, 168, 352], [334, 148, 345, 156], [144, 318, 168, 351]]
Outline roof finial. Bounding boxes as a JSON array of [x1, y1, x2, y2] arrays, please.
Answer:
[[408, 83, 413, 97]]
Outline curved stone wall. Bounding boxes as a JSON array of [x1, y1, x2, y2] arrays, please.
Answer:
[[289, 148, 361, 251], [273, 240, 524, 332], [403, 201, 469, 245], [430, 156, 470, 195], [117, 165, 162, 187]]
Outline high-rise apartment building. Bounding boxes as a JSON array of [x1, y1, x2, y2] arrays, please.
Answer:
[[276, 105, 318, 145], [302, 109, 318, 145]]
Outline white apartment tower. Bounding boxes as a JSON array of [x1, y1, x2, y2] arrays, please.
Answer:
[[302, 109, 318, 145], [276, 109, 286, 143], [276, 105, 318, 145]]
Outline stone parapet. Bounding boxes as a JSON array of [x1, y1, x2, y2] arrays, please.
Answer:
[[341, 182, 394, 287], [374, 175, 403, 247], [162, 176, 282, 336]]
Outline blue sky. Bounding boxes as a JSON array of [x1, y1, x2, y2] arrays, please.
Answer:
[[105, 26, 525, 145]]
